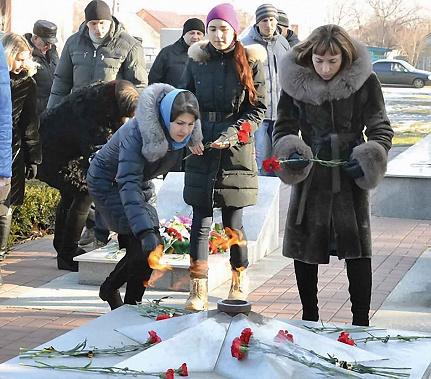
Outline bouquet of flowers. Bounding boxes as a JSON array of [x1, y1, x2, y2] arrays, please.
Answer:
[[159, 215, 230, 255]]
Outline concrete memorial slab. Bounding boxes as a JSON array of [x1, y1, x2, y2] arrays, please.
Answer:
[[372, 134, 431, 219], [75, 173, 280, 291], [2, 305, 431, 378]]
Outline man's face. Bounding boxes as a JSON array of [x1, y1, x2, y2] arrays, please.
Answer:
[[278, 25, 288, 38], [183, 30, 204, 46], [33, 35, 52, 55], [257, 17, 278, 37], [87, 19, 112, 39]]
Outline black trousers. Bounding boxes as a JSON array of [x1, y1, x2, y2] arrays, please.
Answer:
[[103, 234, 153, 305], [294, 258, 372, 326], [53, 191, 92, 259], [190, 206, 249, 275]]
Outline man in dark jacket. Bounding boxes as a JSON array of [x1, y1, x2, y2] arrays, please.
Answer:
[[47, 0, 147, 108], [148, 18, 205, 87], [277, 9, 300, 48], [24, 20, 59, 114]]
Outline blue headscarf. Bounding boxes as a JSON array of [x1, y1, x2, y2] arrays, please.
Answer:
[[159, 89, 196, 150]]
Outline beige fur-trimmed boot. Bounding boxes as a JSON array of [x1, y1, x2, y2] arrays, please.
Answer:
[[228, 269, 250, 300], [184, 278, 208, 311]]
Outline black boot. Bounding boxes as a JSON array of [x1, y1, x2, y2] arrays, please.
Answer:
[[294, 260, 319, 322], [0, 212, 12, 261], [57, 246, 86, 272], [346, 258, 372, 326], [99, 256, 128, 310], [99, 280, 124, 310]]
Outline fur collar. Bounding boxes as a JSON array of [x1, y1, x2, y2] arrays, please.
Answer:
[[279, 41, 372, 105], [188, 40, 267, 64], [135, 83, 203, 162]]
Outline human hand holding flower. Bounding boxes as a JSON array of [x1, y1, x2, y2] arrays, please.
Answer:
[[189, 142, 204, 155], [211, 137, 230, 149]]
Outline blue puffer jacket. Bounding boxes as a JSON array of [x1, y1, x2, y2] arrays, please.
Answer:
[[0, 40, 12, 178], [87, 83, 202, 236]]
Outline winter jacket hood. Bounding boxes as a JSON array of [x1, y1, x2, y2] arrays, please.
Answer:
[[279, 41, 372, 106], [135, 83, 203, 162]]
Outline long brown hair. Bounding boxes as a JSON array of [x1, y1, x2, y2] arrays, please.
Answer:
[[294, 24, 358, 70], [233, 37, 258, 105], [170, 91, 200, 122]]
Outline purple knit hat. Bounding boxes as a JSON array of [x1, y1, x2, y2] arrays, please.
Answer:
[[206, 3, 240, 34]]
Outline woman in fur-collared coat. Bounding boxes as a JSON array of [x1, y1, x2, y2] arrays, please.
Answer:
[[179, 3, 267, 311], [87, 84, 202, 309], [273, 25, 393, 326]]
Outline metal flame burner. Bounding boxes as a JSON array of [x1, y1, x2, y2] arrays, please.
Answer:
[[217, 299, 252, 316]]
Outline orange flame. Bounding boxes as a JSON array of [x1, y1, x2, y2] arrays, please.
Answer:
[[143, 245, 172, 288], [210, 227, 247, 254]]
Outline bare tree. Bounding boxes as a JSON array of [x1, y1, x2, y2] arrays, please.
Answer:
[[364, 0, 421, 49], [325, 0, 364, 31], [396, 19, 431, 66]]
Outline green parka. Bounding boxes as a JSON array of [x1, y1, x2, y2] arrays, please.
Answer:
[[180, 41, 267, 209]]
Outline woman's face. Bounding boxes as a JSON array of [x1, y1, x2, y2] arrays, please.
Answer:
[[169, 112, 195, 143], [207, 19, 235, 51], [312, 50, 343, 81], [11, 50, 30, 74]]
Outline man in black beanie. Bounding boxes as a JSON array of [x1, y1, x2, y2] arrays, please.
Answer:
[[48, 0, 147, 109], [149, 17, 205, 87], [277, 9, 300, 47]]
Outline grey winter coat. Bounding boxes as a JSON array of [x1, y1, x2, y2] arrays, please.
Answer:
[[242, 26, 290, 121], [87, 84, 202, 237], [180, 41, 267, 209], [273, 41, 393, 264], [48, 17, 147, 108], [148, 38, 189, 87]]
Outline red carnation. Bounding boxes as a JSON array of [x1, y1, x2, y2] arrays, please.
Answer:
[[238, 130, 249, 143], [338, 332, 355, 346], [179, 363, 188, 376], [262, 156, 281, 173], [240, 328, 253, 345], [231, 337, 247, 360], [274, 330, 294, 343], [147, 330, 162, 344], [167, 227, 183, 241], [156, 314, 170, 321], [241, 121, 251, 133], [164, 368, 175, 379]]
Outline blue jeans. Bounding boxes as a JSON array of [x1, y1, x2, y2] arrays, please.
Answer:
[[255, 119, 275, 176]]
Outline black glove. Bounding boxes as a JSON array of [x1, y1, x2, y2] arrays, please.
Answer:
[[140, 230, 162, 254], [286, 153, 309, 171], [25, 164, 38, 180], [342, 159, 364, 179]]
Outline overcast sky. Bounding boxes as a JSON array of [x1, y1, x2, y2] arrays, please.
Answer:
[[122, 0, 431, 39]]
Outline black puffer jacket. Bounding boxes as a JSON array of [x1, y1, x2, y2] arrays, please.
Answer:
[[48, 17, 147, 108], [180, 41, 267, 209], [23, 33, 59, 114], [148, 38, 189, 87], [273, 41, 393, 264], [87, 83, 203, 236], [37, 81, 126, 195], [10, 71, 40, 206]]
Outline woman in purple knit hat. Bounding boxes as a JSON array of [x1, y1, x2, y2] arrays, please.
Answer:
[[180, 3, 267, 310]]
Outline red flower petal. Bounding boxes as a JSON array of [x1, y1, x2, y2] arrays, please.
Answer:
[[274, 330, 294, 343], [231, 337, 246, 360], [337, 332, 355, 345], [179, 363, 188, 376], [238, 130, 249, 143], [166, 368, 175, 379], [240, 328, 253, 344], [147, 330, 162, 344], [156, 314, 171, 321], [241, 121, 251, 133], [262, 156, 281, 173]]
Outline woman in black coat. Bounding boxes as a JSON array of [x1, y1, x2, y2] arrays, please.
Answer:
[[180, 3, 266, 311], [273, 25, 394, 326], [0, 33, 40, 258], [37, 80, 139, 271], [87, 84, 202, 309]]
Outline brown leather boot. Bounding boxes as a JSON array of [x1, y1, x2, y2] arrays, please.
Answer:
[[184, 278, 208, 311]]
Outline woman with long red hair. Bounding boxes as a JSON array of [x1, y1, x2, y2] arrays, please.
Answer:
[[180, 3, 267, 311]]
